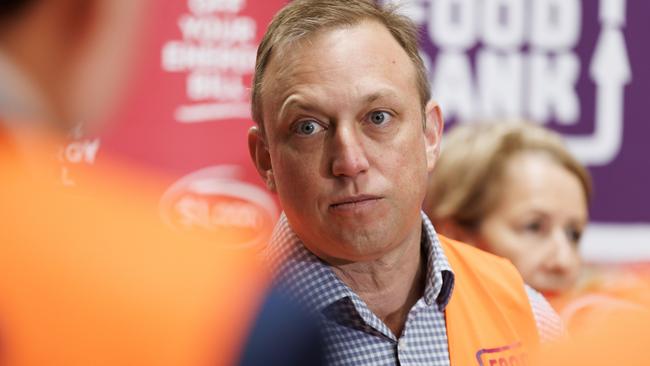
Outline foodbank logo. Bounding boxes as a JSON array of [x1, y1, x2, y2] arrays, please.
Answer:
[[384, 0, 631, 166]]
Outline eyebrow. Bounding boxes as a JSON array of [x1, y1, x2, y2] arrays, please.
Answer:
[[363, 90, 400, 104], [278, 89, 400, 121], [278, 96, 315, 122]]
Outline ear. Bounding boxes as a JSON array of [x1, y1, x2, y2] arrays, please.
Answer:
[[423, 100, 444, 173], [248, 126, 276, 192]]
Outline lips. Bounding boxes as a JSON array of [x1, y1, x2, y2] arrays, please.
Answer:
[[329, 194, 382, 210]]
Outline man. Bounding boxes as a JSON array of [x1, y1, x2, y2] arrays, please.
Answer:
[[0, 1, 322, 365], [249, 0, 563, 365]]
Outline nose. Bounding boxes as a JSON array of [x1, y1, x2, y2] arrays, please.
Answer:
[[330, 124, 370, 178], [545, 227, 579, 275]]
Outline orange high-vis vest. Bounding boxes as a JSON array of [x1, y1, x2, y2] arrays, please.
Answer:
[[530, 307, 650, 366], [441, 236, 540, 366], [0, 143, 271, 366], [548, 266, 650, 334]]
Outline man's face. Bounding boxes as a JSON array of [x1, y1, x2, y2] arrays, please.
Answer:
[[252, 21, 442, 263]]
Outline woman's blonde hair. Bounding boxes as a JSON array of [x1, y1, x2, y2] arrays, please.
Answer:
[[424, 121, 592, 230]]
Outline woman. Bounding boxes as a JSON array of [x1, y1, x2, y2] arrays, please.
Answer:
[[424, 122, 591, 296], [425, 122, 650, 331]]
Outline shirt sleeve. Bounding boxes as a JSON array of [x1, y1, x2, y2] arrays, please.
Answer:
[[524, 285, 566, 342]]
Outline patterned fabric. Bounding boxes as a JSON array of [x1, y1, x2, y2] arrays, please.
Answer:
[[525, 285, 567, 342], [263, 212, 564, 366]]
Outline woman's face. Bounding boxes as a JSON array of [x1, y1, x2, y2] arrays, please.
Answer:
[[476, 151, 588, 295]]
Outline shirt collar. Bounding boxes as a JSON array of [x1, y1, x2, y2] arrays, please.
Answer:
[[263, 211, 456, 313], [420, 211, 455, 309]]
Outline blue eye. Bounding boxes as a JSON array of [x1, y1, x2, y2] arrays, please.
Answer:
[[294, 120, 323, 136], [369, 111, 391, 125]]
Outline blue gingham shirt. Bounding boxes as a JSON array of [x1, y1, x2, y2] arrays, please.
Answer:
[[263, 212, 563, 366]]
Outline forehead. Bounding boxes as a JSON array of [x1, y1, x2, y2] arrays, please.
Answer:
[[260, 21, 419, 122], [500, 152, 587, 213]]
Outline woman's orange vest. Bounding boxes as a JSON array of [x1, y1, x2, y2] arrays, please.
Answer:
[[441, 236, 540, 366]]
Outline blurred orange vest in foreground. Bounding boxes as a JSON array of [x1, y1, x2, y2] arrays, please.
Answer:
[[530, 306, 650, 366], [549, 264, 650, 335], [0, 141, 270, 366], [441, 237, 540, 366]]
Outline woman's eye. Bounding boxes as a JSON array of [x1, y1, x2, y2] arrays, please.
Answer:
[[525, 222, 542, 231], [294, 120, 322, 136], [524, 222, 542, 233], [566, 227, 583, 244], [368, 111, 392, 125]]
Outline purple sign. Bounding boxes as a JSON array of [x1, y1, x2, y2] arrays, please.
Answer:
[[379, 0, 649, 260]]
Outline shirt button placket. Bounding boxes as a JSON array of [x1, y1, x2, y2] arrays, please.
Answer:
[[397, 337, 409, 365]]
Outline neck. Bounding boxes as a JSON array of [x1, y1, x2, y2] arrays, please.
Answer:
[[330, 225, 425, 337]]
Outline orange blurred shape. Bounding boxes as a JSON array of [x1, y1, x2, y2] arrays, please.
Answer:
[[0, 141, 270, 366], [532, 294, 650, 366]]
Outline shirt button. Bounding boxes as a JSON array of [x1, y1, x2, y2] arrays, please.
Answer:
[[398, 338, 407, 350]]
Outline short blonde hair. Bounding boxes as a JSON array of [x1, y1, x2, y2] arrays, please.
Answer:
[[251, 0, 429, 131], [424, 122, 593, 230]]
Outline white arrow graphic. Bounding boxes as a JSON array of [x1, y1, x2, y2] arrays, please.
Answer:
[[566, 0, 631, 166]]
